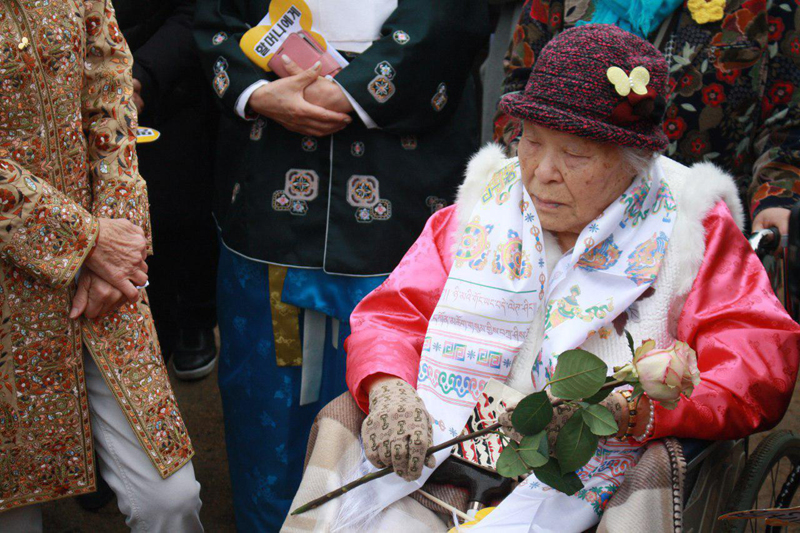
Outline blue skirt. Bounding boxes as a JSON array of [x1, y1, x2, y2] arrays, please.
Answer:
[[216, 245, 384, 532]]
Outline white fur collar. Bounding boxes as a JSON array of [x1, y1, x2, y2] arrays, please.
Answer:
[[455, 144, 511, 232]]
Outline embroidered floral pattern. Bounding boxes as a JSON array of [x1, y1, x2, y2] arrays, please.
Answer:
[[351, 141, 365, 157], [368, 76, 395, 103], [347, 175, 392, 223], [400, 135, 418, 150], [272, 169, 319, 216], [212, 31, 228, 45], [393, 30, 410, 45], [301, 136, 317, 152], [426, 196, 448, 213]]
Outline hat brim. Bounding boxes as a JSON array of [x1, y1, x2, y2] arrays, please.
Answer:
[[499, 93, 668, 153]]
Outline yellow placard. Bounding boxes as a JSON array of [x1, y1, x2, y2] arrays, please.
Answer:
[[240, 0, 327, 72], [135, 127, 161, 143], [447, 507, 497, 532]]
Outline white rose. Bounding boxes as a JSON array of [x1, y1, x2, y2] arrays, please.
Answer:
[[632, 340, 700, 409]]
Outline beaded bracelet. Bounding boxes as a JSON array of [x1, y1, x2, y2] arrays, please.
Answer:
[[619, 390, 637, 439], [634, 397, 655, 442]]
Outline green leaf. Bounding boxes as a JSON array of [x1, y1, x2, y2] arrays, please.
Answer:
[[583, 376, 616, 404], [517, 432, 549, 468], [497, 441, 531, 478], [681, 103, 697, 112], [549, 349, 608, 400], [581, 405, 619, 436], [511, 391, 553, 436], [625, 330, 635, 358], [532, 458, 584, 495], [555, 413, 599, 474]]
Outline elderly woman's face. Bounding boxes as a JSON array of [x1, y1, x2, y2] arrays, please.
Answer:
[[518, 123, 636, 243]]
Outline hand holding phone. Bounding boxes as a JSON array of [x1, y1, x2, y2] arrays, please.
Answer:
[[268, 31, 342, 78]]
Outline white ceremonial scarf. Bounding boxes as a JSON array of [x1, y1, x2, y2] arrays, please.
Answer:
[[333, 158, 677, 531]]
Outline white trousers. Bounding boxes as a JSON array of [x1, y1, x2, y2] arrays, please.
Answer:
[[0, 351, 204, 532]]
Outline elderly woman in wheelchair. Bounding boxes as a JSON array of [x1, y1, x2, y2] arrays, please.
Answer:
[[283, 25, 800, 532]]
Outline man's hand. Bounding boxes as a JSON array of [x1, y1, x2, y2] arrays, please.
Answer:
[[303, 78, 354, 114], [70, 269, 131, 319], [84, 218, 148, 302], [132, 78, 145, 115], [753, 207, 791, 246], [247, 59, 351, 137], [278, 58, 354, 115]]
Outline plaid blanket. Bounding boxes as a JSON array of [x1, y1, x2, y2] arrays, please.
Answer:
[[283, 393, 686, 532]]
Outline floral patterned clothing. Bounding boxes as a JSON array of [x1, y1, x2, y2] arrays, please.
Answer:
[[494, 0, 800, 217], [0, 0, 192, 512]]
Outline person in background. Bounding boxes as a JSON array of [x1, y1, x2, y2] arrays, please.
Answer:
[[494, 0, 800, 239], [194, 0, 490, 528], [0, 1, 202, 530], [116, 0, 219, 382]]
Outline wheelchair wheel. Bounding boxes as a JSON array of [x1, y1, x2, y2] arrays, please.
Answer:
[[721, 431, 800, 533]]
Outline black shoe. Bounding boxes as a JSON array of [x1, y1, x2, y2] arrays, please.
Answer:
[[77, 471, 114, 511], [172, 327, 217, 381]]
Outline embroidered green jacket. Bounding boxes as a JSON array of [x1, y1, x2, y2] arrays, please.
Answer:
[[495, 0, 800, 219], [194, 0, 490, 275]]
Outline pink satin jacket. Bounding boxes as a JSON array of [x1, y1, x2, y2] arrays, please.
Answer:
[[345, 203, 800, 441]]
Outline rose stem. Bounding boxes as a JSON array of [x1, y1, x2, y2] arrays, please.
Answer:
[[290, 379, 625, 516]]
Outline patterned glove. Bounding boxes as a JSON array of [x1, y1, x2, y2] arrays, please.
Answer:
[[361, 378, 436, 482], [500, 392, 627, 450]]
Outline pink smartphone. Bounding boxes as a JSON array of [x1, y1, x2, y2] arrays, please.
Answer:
[[268, 31, 341, 78]]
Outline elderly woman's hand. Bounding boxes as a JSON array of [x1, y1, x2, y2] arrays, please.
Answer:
[[84, 218, 148, 302], [500, 393, 579, 450], [361, 377, 436, 481], [70, 269, 131, 319], [500, 392, 631, 449]]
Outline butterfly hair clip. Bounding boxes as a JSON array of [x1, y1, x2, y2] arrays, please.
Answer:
[[606, 66, 651, 97], [606, 66, 664, 126]]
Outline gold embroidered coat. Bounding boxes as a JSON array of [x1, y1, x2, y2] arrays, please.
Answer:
[[0, 0, 193, 511]]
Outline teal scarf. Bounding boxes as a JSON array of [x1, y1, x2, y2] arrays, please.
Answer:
[[575, 0, 683, 38]]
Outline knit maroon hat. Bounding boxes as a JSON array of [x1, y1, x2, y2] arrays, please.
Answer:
[[500, 24, 669, 152]]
